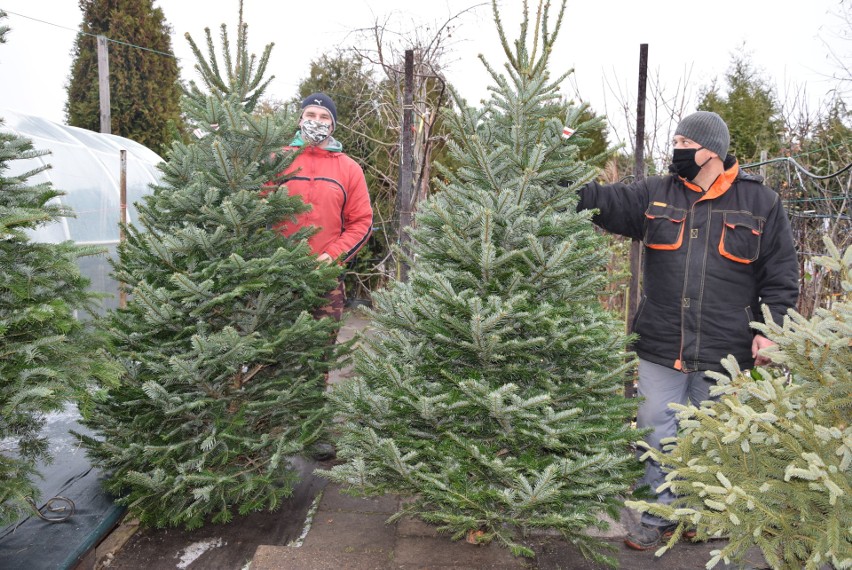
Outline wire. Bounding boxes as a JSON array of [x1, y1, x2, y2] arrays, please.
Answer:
[[0, 8, 77, 33], [784, 196, 850, 203], [789, 211, 850, 220], [1, 8, 178, 59], [786, 138, 852, 159], [741, 156, 852, 180], [100, 36, 176, 59]]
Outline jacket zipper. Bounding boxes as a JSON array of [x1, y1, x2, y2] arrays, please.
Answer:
[[676, 193, 709, 372]]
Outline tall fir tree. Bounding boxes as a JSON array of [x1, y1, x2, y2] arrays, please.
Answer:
[[0, 13, 118, 526], [696, 52, 782, 162], [76, 17, 344, 529], [627, 237, 851, 569], [319, 1, 643, 563], [65, 0, 183, 153]]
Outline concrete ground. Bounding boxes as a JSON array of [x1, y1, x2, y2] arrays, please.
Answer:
[[72, 308, 770, 570], [251, 482, 768, 570], [85, 470, 766, 570]]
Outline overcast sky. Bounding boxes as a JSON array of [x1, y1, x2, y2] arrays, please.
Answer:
[[0, 0, 847, 144]]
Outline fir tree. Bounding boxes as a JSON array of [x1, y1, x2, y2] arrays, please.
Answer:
[[0, 13, 118, 526], [66, 0, 183, 153], [697, 51, 783, 162], [76, 17, 344, 529], [626, 236, 851, 569], [319, 1, 643, 563]]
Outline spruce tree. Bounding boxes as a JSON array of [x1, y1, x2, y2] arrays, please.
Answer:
[[76, 19, 343, 529], [66, 0, 183, 153], [319, 1, 643, 563], [626, 237, 851, 569], [0, 13, 118, 526]]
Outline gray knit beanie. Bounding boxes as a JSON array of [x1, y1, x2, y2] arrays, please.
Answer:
[[674, 111, 730, 159]]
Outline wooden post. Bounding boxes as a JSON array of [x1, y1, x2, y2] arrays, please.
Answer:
[[395, 49, 415, 282], [97, 35, 111, 134], [118, 150, 127, 309], [626, 44, 649, 398]]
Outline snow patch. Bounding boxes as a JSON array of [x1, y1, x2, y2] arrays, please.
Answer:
[[43, 402, 83, 424], [175, 537, 225, 569], [287, 490, 323, 547]]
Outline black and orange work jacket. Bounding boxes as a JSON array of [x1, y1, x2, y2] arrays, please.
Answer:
[[578, 156, 799, 373]]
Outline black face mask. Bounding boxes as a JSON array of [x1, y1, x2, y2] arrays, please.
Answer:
[[670, 147, 705, 180]]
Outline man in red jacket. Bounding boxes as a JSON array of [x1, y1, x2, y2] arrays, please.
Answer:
[[270, 92, 373, 325]]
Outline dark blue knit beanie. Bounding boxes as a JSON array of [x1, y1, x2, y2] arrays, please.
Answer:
[[301, 92, 337, 127]]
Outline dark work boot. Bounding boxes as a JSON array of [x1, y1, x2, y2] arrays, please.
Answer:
[[624, 522, 675, 551]]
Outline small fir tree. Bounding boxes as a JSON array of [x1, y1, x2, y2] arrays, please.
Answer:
[[0, 11, 117, 527], [319, 1, 643, 563], [76, 19, 343, 529], [626, 237, 851, 570]]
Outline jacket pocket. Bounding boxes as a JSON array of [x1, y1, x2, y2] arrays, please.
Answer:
[[643, 202, 687, 250], [719, 212, 763, 264]]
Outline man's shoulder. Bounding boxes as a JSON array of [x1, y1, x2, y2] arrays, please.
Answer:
[[735, 169, 767, 186], [732, 172, 777, 198], [727, 173, 781, 214], [633, 174, 675, 195], [335, 151, 365, 171]]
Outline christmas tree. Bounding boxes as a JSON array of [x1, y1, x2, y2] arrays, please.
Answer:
[[319, 0, 642, 563], [0, 11, 118, 526], [626, 236, 851, 569], [76, 18, 344, 528]]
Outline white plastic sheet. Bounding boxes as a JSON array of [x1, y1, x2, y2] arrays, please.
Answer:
[[1, 109, 163, 310]]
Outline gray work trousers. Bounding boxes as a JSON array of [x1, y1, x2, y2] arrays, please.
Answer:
[[636, 358, 716, 527]]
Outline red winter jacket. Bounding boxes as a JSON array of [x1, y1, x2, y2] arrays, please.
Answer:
[[267, 136, 373, 263]]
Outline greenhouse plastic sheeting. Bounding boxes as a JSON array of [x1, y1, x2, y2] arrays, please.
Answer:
[[1, 109, 162, 243], [1, 108, 163, 310]]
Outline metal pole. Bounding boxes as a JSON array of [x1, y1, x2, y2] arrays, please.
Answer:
[[119, 150, 127, 309], [626, 43, 649, 398], [633, 44, 649, 184], [97, 35, 111, 134], [395, 49, 415, 282]]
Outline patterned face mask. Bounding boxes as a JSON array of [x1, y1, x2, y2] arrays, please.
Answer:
[[301, 119, 332, 145]]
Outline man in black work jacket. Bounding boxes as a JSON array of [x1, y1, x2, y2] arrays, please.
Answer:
[[578, 111, 798, 551]]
